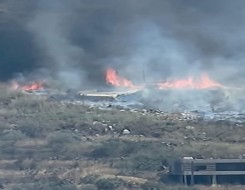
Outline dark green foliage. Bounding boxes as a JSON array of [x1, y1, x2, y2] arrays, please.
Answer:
[[46, 131, 85, 159], [11, 178, 77, 190], [141, 181, 198, 190], [95, 178, 124, 190], [79, 184, 97, 190], [90, 140, 138, 158], [14, 159, 36, 170], [141, 181, 164, 190], [79, 175, 99, 184]]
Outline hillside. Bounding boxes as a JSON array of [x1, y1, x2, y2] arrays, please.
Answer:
[[0, 86, 243, 190], [0, 1, 245, 189]]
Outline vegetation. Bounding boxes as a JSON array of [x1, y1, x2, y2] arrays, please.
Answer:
[[0, 86, 244, 189]]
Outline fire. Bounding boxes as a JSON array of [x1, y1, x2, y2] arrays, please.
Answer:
[[22, 81, 44, 91], [105, 68, 223, 90], [11, 81, 44, 91], [157, 74, 223, 89], [106, 68, 135, 88]]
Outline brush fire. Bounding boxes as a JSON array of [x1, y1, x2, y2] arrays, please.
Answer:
[[106, 68, 136, 88], [8, 67, 245, 123], [2, 0, 245, 135], [11, 81, 45, 92], [105, 68, 224, 90], [12, 68, 224, 93]]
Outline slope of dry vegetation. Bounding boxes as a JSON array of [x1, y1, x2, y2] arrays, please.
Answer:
[[0, 86, 244, 190]]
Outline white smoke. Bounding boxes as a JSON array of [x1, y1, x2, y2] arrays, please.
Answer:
[[27, 1, 86, 89]]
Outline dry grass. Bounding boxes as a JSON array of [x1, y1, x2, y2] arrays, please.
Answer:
[[99, 175, 148, 185], [15, 139, 48, 147]]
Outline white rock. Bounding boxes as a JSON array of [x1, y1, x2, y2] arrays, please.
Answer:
[[122, 129, 130, 135], [186, 126, 195, 130]]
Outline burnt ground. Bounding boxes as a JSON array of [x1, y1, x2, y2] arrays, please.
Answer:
[[0, 85, 244, 190]]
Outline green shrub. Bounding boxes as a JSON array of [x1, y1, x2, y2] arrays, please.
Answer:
[[11, 178, 77, 190], [95, 178, 123, 190], [46, 131, 84, 159], [141, 181, 165, 190], [78, 184, 97, 190], [14, 159, 36, 170], [141, 181, 198, 190], [90, 140, 139, 158], [79, 175, 99, 184]]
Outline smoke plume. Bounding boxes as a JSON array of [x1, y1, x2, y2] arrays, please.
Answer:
[[1, 0, 245, 89]]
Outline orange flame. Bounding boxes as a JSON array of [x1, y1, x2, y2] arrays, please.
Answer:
[[22, 82, 44, 91], [157, 74, 223, 89], [105, 68, 223, 90], [106, 68, 135, 88], [11, 81, 44, 91]]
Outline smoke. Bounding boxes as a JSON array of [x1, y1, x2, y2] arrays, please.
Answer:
[[26, 1, 86, 89], [1, 0, 245, 90]]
